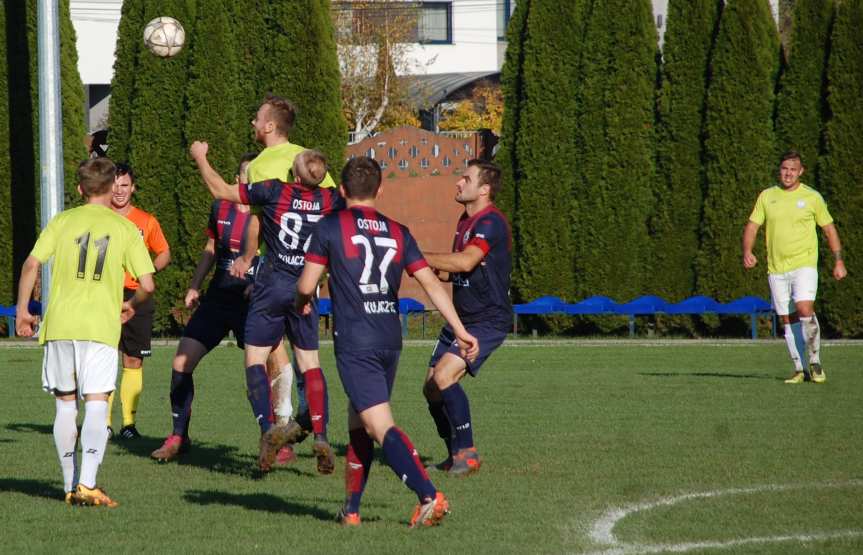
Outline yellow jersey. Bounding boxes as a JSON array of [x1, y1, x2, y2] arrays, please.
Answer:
[[748, 184, 833, 274], [247, 141, 336, 188], [30, 203, 155, 346]]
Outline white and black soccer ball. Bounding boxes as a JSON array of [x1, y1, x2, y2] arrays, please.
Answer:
[[143, 16, 185, 58]]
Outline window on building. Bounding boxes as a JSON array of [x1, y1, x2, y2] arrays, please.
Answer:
[[399, 159, 409, 170], [497, 0, 513, 41], [416, 2, 452, 44], [409, 145, 419, 158], [388, 147, 398, 159], [366, 147, 376, 159], [380, 160, 388, 169], [420, 158, 430, 169], [432, 144, 440, 158], [656, 14, 664, 29], [443, 156, 451, 167], [420, 137, 429, 145]]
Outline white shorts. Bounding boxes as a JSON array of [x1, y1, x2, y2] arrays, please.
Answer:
[[768, 267, 818, 316], [42, 340, 118, 397]]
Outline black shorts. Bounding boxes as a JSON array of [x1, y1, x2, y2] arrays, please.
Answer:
[[120, 288, 155, 358], [244, 268, 319, 350], [428, 322, 507, 377], [336, 349, 400, 413], [183, 291, 248, 351]]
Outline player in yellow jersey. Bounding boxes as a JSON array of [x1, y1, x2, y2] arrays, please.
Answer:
[[742, 150, 846, 384], [230, 94, 337, 466], [15, 158, 155, 507]]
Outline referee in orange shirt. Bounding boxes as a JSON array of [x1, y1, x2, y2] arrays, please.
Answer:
[[109, 162, 171, 439]]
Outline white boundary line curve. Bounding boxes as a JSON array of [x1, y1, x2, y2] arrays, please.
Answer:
[[583, 480, 863, 555]]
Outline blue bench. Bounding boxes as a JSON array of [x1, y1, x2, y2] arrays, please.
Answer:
[[0, 301, 43, 337], [514, 295, 774, 339]]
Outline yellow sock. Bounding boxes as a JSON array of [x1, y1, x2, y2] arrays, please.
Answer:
[[120, 367, 143, 427], [106, 392, 115, 428]]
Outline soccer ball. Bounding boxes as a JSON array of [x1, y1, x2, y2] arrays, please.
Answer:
[[143, 16, 185, 58]]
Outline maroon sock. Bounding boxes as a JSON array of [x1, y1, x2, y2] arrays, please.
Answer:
[[303, 368, 327, 435]]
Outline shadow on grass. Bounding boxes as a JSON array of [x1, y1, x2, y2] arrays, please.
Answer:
[[0, 478, 64, 501], [5, 422, 52, 435], [112, 436, 271, 479], [183, 489, 334, 520], [638, 372, 781, 381]]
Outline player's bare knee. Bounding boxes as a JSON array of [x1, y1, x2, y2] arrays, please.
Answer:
[[294, 348, 319, 372]]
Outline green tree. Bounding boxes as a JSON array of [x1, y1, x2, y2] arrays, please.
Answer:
[[497, 0, 585, 306], [126, 0, 197, 332], [106, 0, 146, 163], [3, 0, 87, 307], [574, 0, 658, 304], [0, 2, 10, 309], [697, 0, 780, 302], [819, 0, 863, 337], [652, 0, 722, 301], [775, 0, 834, 182], [179, 0, 245, 275], [266, 0, 346, 173]]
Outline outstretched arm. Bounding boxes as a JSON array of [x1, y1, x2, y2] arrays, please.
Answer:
[[741, 221, 760, 269], [190, 141, 242, 204], [424, 245, 485, 274], [15, 256, 41, 337], [821, 223, 847, 280], [413, 266, 479, 361]]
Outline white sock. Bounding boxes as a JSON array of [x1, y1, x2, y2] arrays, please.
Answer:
[[53, 400, 78, 493], [274, 364, 294, 422], [783, 324, 804, 371], [800, 315, 821, 365], [79, 401, 109, 489], [790, 322, 808, 371]]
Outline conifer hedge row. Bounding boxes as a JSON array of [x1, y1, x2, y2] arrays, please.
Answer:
[[500, 0, 863, 337], [1, 0, 86, 313], [104, 0, 345, 333]]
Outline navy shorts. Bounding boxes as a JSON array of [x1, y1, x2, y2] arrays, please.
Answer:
[[428, 322, 507, 376], [244, 270, 319, 350], [336, 349, 401, 412], [183, 292, 248, 350]]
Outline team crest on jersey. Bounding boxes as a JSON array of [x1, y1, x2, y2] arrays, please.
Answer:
[[796, 200, 806, 208]]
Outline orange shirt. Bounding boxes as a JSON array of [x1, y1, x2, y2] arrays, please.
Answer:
[[122, 206, 169, 290]]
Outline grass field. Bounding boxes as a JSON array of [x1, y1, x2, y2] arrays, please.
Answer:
[[1, 340, 862, 554]]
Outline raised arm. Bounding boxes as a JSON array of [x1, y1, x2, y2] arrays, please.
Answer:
[[15, 256, 41, 337], [424, 246, 485, 274], [821, 223, 847, 280], [190, 141, 242, 204], [741, 221, 760, 269], [413, 266, 479, 361]]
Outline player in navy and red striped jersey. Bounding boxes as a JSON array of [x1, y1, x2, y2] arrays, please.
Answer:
[[287, 156, 479, 528], [191, 142, 343, 473], [421, 159, 512, 477], [151, 154, 259, 462]]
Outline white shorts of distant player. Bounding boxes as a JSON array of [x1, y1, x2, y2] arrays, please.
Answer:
[[42, 340, 119, 397], [768, 266, 818, 316]]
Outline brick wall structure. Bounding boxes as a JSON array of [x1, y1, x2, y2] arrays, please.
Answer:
[[326, 126, 486, 307]]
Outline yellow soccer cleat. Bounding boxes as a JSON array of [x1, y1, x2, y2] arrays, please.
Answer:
[[784, 371, 806, 384], [74, 484, 118, 508], [810, 363, 826, 384]]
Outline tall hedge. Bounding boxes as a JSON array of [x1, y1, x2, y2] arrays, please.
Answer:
[[652, 0, 722, 301], [496, 0, 584, 305], [179, 0, 245, 274], [3, 0, 87, 307], [574, 0, 657, 303], [819, 0, 863, 337], [105, 0, 146, 163], [697, 0, 780, 301], [775, 0, 834, 181], [495, 0, 528, 222], [119, 0, 197, 332], [0, 3, 10, 308], [265, 0, 346, 173]]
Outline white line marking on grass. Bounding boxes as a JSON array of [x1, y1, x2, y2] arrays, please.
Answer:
[[584, 480, 863, 555]]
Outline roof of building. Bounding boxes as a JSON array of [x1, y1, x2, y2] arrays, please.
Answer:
[[408, 71, 500, 108]]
